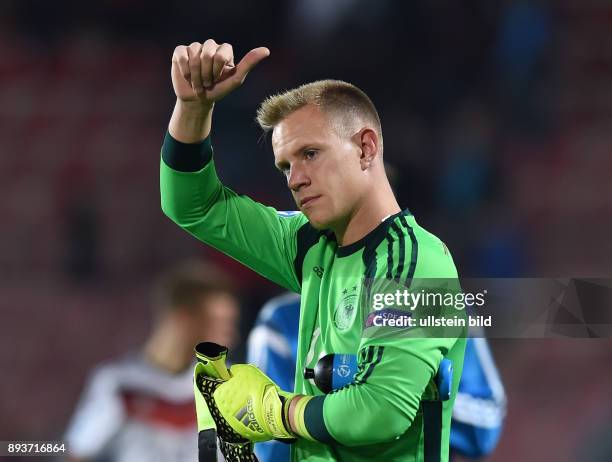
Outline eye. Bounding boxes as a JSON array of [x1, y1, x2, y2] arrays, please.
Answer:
[[304, 149, 318, 160]]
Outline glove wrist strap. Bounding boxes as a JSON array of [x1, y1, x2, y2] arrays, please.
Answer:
[[284, 395, 316, 441]]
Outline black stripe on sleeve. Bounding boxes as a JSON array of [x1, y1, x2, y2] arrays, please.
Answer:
[[161, 131, 213, 172], [359, 345, 375, 370], [399, 215, 418, 288], [385, 233, 394, 280], [356, 346, 384, 385], [354, 346, 375, 383], [361, 242, 378, 305], [362, 224, 390, 305], [390, 222, 405, 281]]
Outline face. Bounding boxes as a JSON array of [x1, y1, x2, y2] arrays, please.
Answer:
[[190, 292, 240, 349], [272, 104, 368, 230]]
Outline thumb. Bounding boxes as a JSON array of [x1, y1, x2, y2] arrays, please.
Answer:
[[228, 363, 247, 376], [234, 47, 270, 83]]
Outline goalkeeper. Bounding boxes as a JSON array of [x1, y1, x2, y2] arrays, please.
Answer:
[[160, 39, 466, 462]]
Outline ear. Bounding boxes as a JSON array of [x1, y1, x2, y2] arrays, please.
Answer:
[[357, 128, 379, 170]]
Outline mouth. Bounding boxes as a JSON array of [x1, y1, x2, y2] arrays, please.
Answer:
[[300, 195, 321, 209]]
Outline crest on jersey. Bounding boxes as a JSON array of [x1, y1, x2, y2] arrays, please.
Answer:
[[277, 211, 301, 218], [334, 286, 359, 331]]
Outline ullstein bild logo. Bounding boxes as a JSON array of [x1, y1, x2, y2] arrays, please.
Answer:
[[235, 399, 264, 433]]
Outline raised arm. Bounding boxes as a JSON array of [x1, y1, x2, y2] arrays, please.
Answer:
[[161, 40, 309, 293]]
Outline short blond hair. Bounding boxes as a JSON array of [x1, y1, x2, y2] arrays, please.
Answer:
[[256, 79, 383, 151]]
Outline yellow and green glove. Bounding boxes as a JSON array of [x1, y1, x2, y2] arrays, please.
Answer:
[[193, 341, 316, 460], [193, 342, 258, 462], [211, 364, 315, 443]]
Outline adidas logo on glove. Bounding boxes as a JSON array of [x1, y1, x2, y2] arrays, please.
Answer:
[[235, 399, 265, 434]]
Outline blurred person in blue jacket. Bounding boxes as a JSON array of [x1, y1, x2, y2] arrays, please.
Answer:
[[248, 292, 506, 461]]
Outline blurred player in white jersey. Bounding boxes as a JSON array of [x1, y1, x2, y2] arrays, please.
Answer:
[[65, 260, 240, 462]]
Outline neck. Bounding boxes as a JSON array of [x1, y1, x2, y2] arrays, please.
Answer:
[[142, 318, 192, 374], [335, 180, 401, 246]]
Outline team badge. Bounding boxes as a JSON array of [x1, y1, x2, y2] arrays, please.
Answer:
[[333, 286, 359, 331]]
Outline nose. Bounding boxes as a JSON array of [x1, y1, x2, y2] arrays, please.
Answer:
[[287, 164, 310, 192]]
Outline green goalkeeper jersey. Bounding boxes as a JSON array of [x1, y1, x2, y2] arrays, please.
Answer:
[[160, 133, 466, 462]]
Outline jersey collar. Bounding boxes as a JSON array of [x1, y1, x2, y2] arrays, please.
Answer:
[[336, 209, 411, 257]]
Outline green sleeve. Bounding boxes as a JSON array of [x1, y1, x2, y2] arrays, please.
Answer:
[[159, 133, 307, 293], [304, 219, 465, 447], [314, 337, 456, 446]]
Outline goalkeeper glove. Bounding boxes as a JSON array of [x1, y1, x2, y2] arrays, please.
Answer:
[[212, 364, 315, 443]]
